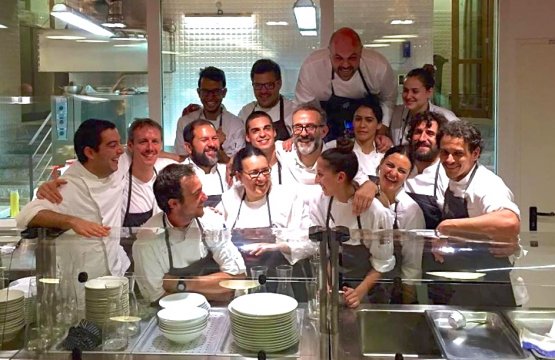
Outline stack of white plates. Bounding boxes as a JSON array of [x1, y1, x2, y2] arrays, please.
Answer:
[[157, 305, 208, 344], [0, 289, 25, 343], [159, 292, 210, 312], [85, 276, 129, 326], [9, 276, 37, 324], [228, 293, 299, 352]]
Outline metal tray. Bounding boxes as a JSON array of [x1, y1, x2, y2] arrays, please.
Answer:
[[505, 309, 555, 336], [426, 309, 527, 360]]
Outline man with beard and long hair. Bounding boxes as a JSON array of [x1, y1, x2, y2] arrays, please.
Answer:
[[276, 103, 379, 214], [404, 111, 449, 229], [181, 119, 230, 207]]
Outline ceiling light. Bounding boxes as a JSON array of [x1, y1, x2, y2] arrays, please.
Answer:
[[266, 21, 288, 26], [51, 4, 114, 37], [0, 24, 7, 29], [364, 44, 390, 48], [383, 34, 418, 39], [374, 39, 406, 43], [76, 39, 110, 43], [390, 19, 414, 25], [47, 35, 87, 40], [293, 0, 318, 37]]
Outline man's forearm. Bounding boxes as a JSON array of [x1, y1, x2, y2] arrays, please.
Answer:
[[28, 209, 75, 230], [437, 209, 520, 241]]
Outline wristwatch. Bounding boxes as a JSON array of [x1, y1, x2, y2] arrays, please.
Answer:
[[176, 277, 187, 292]]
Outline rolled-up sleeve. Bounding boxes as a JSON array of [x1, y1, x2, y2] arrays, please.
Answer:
[[205, 230, 246, 275], [16, 199, 58, 228]]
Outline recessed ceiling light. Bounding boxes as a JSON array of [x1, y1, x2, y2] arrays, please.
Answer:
[[364, 44, 390, 48], [374, 39, 406, 43], [300, 30, 317, 36], [390, 19, 414, 25], [383, 34, 418, 39], [47, 35, 87, 40], [76, 39, 110, 43], [0, 24, 7, 29], [266, 21, 288, 26]]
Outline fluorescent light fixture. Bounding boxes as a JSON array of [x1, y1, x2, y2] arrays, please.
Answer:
[[47, 35, 87, 40], [390, 19, 414, 25], [374, 39, 406, 43], [0, 24, 7, 29], [114, 43, 146, 48], [51, 4, 114, 37], [102, 22, 126, 28], [266, 21, 288, 26], [383, 34, 418, 39], [293, 0, 318, 36], [364, 44, 390, 48], [76, 39, 110, 43]]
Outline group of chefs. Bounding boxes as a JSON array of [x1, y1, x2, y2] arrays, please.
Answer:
[[16, 27, 524, 308]]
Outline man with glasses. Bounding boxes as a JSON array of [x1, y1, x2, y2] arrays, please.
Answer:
[[276, 104, 378, 213], [295, 27, 396, 144], [174, 66, 245, 162], [238, 59, 294, 141]]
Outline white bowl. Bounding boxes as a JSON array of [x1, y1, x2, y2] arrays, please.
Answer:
[[159, 320, 207, 332], [160, 328, 204, 344], [157, 306, 208, 323], [159, 292, 209, 310]]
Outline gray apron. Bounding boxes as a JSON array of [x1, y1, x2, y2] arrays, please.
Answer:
[[427, 164, 516, 306], [250, 96, 290, 141], [122, 165, 157, 228], [163, 216, 220, 277], [321, 69, 379, 141], [204, 166, 225, 208]]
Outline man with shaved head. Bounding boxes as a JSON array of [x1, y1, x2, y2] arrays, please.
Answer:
[[295, 27, 396, 143]]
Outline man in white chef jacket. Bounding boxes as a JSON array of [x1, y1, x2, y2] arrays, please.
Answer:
[[16, 119, 130, 277], [133, 164, 246, 303]]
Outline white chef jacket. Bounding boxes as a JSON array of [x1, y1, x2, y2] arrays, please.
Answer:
[[237, 97, 295, 134], [275, 141, 370, 186], [389, 102, 459, 146], [295, 48, 396, 126], [308, 192, 395, 273], [174, 108, 245, 157], [182, 159, 229, 196], [216, 184, 314, 264], [405, 158, 448, 207], [121, 158, 177, 221], [16, 161, 130, 277], [389, 189, 426, 281], [134, 209, 246, 302], [326, 139, 384, 178], [445, 164, 520, 219]]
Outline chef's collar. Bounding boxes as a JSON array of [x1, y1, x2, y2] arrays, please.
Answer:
[[163, 213, 197, 232]]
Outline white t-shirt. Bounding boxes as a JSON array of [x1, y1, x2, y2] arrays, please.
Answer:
[[326, 139, 384, 178], [174, 108, 245, 157], [308, 192, 395, 273], [390, 102, 459, 146], [134, 210, 246, 302], [237, 97, 294, 134], [405, 158, 448, 207], [295, 48, 397, 126], [182, 159, 229, 196]]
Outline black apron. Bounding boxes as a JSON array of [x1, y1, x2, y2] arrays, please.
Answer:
[[406, 163, 443, 230], [122, 165, 157, 228], [250, 96, 290, 141], [204, 166, 225, 208], [427, 164, 515, 307], [320, 69, 379, 141], [163, 216, 220, 277]]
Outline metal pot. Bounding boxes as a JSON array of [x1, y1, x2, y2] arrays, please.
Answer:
[[61, 85, 83, 94]]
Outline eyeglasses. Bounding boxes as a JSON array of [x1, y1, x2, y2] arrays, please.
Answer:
[[242, 167, 271, 180], [292, 124, 324, 135], [198, 88, 225, 97], [252, 81, 277, 90]]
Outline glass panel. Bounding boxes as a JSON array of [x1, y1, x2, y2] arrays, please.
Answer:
[[458, 0, 484, 59], [457, 62, 484, 111]]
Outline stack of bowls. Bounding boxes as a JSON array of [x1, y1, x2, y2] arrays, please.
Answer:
[[157, 305, 208, 344], [0, 289, 25, 343], [85, 276, 129, 326], [228, 293, 299, 352], [159, 292, 210, 312]]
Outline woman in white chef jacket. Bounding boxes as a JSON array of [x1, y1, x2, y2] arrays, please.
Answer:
[[376, 145, 426, 303], [389, 67, 459, 145], [216, 145, 313, 264], [309, 147, 394, 308], [326, 98, 385, 181]]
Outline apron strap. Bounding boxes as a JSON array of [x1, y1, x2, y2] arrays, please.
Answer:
[[433, 161, 440, 199], [215, 166, 225, 193], [442, 163, 480, 215], [231, 191, 272, 229], [326, 196, 362, 230], [162, 215, 176, 271], [277, 160, 282, 185], [123, 164, 134, 227]]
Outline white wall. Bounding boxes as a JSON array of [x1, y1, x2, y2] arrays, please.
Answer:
[[497, 0, 555, 201]]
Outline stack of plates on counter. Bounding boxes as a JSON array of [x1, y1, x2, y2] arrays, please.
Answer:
[[157, 305, 208, 344], [9, 276, 37, 324], [228, 293, 299, 352], [159, 292, 210, 312], [0, 289, 25, 343], [85, 276, 129, 326]]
